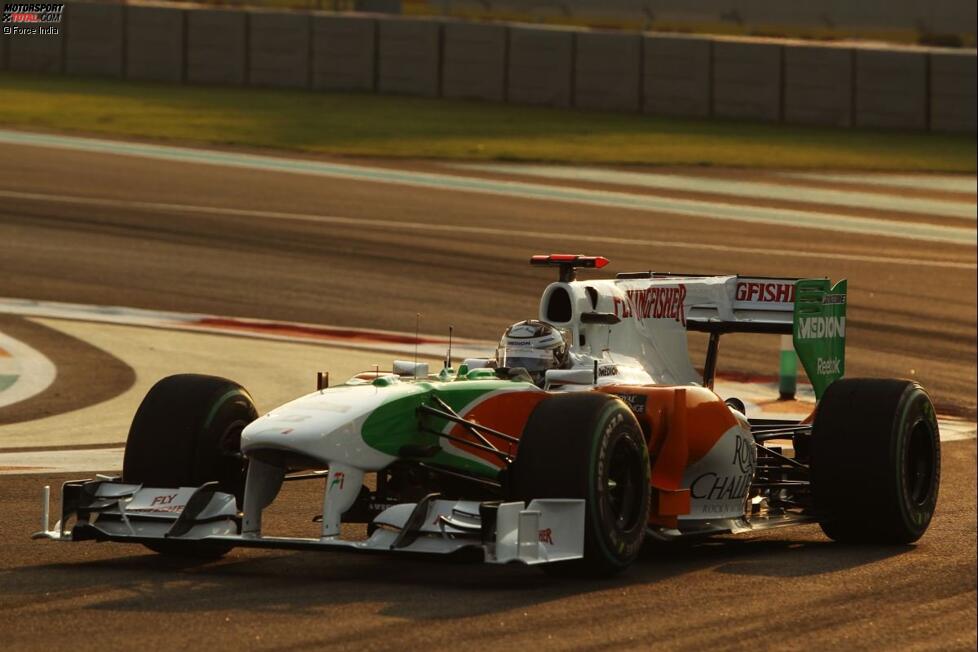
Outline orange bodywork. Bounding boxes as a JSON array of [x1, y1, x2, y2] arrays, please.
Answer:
[[449, 390, 550, 466], [597, 385, 740, 527], [446, 384, 741, 527]]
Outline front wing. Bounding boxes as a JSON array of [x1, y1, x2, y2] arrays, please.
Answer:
[[32, 478, 586, 566]]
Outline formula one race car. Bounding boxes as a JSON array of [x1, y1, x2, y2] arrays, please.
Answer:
[[34, 254, 941, 576]]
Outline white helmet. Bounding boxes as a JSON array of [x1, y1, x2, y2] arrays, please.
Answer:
[[496, 320, 569, 386]]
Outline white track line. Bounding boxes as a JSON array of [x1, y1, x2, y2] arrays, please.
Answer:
[[3, 414, 974, 476], [0, 331, 56, 409], [0, 129, 973, 245], [779, 172, 977, 195], [0, 447, 122, 474], [3, 413, 972, 475], [0, 189, 973, 270], [453, 163, 977, 220]]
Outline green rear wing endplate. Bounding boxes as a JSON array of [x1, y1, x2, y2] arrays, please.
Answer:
[[793, 279, 847, 400]]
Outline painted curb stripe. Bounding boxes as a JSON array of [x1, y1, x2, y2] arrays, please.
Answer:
[[0, 129, 973, 245], [0, 297, 493, 362]]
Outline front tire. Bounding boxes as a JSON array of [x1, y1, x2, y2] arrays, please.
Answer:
[[511, 393, 650, 576], [811, 378, 940, 544], [122, 374, 258, 557]]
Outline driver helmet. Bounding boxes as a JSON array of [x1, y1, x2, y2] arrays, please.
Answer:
[[496, 320, 569, 386]]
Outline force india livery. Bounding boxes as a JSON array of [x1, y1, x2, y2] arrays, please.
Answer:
[[34, 255, 942, 575]]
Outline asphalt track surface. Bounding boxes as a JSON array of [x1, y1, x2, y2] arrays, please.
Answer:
[[0, 133, 975, 650], [0, 136, 974, 416]]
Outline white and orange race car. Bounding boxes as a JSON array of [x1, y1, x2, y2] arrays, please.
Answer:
[[34, 255, 941, 576]]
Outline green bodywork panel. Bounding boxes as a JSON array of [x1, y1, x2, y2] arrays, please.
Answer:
[[793, 279, 847, 400], [359, 377, 535, 479]]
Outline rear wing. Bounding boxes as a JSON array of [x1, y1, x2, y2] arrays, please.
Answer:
[[685, 276, 798, 335], [532, 256, 846, 400], [615, 271, 847, 399]]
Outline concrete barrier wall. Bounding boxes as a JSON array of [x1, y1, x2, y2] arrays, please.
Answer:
[[11, 2, 976, 134], [575, 31, 640, 111], [377, 17, 440, 97], [187, 9, 247, 85], [442, 21, 506, 102], [7, 29, 64, 74], [783, 44, 853, 127], [311, 14, 376, 92], [642, 34, 711, 117], [65, 2, 123, 77], [126, 5, 184, 83], [855, 49, 927, 129], [712, 40, 782, 121], [508, 25, 575, 107], [249, 11, 310, 88], [930, 51, 977, 132]]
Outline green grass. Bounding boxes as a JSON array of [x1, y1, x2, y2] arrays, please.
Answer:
[[0, 72, 974, 172]]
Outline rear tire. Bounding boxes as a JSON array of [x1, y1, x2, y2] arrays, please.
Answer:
[[811, 378, 940, 544], [122, 374, 258, 557], [511, 393, 650, 576]]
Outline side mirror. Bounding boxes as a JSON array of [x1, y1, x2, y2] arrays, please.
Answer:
[[393, 361, 429, 377], [461, 358, 493, 370], [544, 368, 595, 388]]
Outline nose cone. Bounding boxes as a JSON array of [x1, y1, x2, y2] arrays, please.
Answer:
[[241, 382, 424, 470]]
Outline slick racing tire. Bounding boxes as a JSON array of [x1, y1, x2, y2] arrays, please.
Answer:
[[811, 378, 940, 544], [123, 374, 258, 558], [511, 393, 650, 576]]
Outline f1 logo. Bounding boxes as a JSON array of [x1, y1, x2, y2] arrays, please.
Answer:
[[329, 471, 345, 491]]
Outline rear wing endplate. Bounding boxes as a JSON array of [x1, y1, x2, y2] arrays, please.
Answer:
[[793, 279, 847, 399]]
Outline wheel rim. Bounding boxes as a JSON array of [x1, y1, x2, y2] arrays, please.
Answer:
[[217, 418, 248, 492], [606, 435, 644, 531], [905, 418, 936, 507], [218, 419, 247, 457]]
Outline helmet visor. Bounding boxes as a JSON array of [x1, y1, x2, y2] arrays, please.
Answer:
[[497, 347, 556, 373]]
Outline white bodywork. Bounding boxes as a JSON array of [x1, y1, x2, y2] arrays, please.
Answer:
[[680, 426, 757, 521], [538, 275, 795, 386], [240, 382, 410, 470]]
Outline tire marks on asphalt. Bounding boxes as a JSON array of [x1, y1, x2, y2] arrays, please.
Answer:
[[451, 163, 977, 221], [0, 189, 972, 270], [0, 130, 973, 244]]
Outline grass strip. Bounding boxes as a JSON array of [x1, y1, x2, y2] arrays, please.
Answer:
[[0, 72, 973, 172]]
